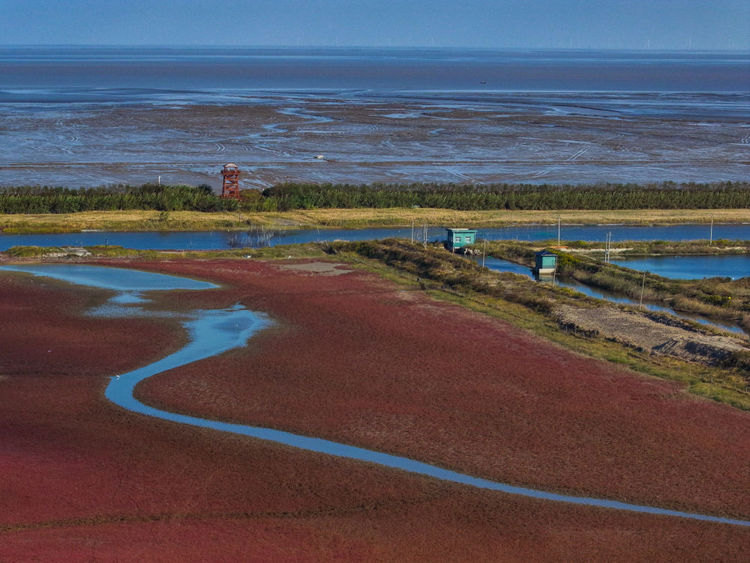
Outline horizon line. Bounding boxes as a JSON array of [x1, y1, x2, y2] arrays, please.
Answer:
[[0, 44, 748, 54]]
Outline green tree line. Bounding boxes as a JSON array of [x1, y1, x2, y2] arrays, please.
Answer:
[[258, 181, 750, 211], [0, 184, 238, 214], [1, 181, 749, 214]]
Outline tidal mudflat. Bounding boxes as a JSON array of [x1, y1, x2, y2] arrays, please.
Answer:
[[2, 95, 748, 188], [3, 48, 747, 188], [1, 257, 747, 559]]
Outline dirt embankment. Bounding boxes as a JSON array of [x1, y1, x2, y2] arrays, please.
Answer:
[[556, 305, 749, 366]]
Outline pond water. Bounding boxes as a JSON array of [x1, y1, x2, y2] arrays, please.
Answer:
[[479, 256, 534, 277], [4, 263, 748, 527], [611, 255, 750, 280], [2, 222, 749, 251], [0, 264, 217, 291], [0, 263, 217, 306]]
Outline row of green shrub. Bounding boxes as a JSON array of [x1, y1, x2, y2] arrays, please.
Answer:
[[259, 181, 750, 211], [0, 184, 238, 213], [2, 181, 749, 214]]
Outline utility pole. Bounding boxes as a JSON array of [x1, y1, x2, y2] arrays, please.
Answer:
[[606, 232, 609, 263], [639, 271, 647, 309], [604, 231, 612, 263]]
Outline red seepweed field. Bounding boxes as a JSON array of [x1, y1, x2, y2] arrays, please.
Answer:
[[1, 257, 748, 560]]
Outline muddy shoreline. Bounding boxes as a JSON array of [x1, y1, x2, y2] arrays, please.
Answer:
[[2, 97, 748, 188]]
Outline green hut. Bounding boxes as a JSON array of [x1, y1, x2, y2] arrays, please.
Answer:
[[534, 250, 557, 275], [445, 228, 477, 251]]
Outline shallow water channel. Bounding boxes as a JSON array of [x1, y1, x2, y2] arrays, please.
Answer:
[[1, 263, 748, 527], [476, 257, 745, 335], [2, 223, 750, 251]]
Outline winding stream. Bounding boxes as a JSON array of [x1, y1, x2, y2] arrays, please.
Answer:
[[2, 264, 748, 528]]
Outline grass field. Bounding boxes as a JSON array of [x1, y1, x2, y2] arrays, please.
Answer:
[[1, 207, 750, 233]]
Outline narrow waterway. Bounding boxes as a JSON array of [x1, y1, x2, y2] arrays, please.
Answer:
[[2, 222, 750, 251], [1, 264, 748, 527], [475, 257, 746, 335]]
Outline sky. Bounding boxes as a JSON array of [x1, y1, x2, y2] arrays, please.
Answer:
[[2, 0, 749, 51]]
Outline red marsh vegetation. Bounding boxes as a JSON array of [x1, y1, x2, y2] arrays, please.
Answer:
[[136, 259, 750, 519], [0, 259, 748, 560]]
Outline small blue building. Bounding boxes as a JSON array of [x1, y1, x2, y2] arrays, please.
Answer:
[[534, 250, 558, 275], [445, 228, 477, 251]]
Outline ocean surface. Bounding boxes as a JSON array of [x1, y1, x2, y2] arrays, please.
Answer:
[[2, 47, 749, 96], [0, 47, 748, 187]]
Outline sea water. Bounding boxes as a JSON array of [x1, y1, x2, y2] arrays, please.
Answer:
[[1, 47, 748, 96]]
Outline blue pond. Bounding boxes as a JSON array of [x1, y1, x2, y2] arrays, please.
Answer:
[[611, 255, 750, 280], [0, 263, 217, 306], [2, 264, 748, 527], [479, 256, 533, 277], [0, 263, 216, 291]]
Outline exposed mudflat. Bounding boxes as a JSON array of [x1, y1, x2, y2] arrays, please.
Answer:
[[277, 261, 352, 275], [1, 93, 748, 187]]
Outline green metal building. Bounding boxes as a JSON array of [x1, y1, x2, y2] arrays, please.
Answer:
[[445, 228, 477, 251], [534, 250, 558, 275]]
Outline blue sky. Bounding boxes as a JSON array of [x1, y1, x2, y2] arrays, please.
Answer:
[[3, 0, 749, 50]]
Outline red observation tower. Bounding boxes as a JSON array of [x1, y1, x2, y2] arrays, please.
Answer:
[[221, 163, 241, 199]]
